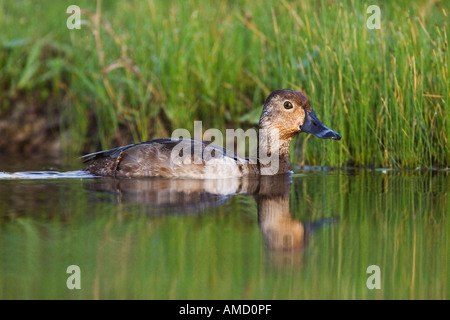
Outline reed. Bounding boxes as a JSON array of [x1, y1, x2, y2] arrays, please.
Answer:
[[0, 0, 448, 168]]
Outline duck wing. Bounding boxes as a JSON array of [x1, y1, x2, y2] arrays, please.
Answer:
[[81, 138, 256, 177], [80, 138, 243, 163]]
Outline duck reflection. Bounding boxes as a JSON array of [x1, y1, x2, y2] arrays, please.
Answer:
[[256, 176, 306, 252], [85, 174, 337, 265], [86, 176, 260, 212]]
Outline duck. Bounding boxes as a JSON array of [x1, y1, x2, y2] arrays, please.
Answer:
[[81, 89, 341, 178]]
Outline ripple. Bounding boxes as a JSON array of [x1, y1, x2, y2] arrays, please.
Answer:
[[0, 170, 97, 180]]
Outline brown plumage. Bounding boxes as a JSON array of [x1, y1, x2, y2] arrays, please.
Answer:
[[82, 89, 341, 178]]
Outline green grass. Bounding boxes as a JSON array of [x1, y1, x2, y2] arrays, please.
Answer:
[[0, 0, 448, 167]]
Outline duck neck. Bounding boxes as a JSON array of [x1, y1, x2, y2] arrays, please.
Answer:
[[257, 128, 294, 175]]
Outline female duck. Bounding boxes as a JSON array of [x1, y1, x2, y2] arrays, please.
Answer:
[[82, 89, 341, 178]]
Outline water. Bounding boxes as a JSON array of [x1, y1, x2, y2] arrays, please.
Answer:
[[0, 159, 448, 299]]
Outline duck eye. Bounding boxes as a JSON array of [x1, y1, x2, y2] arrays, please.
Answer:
[[284, 101, 293, 109]]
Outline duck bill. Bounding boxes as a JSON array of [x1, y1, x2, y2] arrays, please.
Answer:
[[300, 110, 341, 140]]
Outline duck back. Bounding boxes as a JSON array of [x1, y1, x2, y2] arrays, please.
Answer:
[[82, 138, 258, 178]]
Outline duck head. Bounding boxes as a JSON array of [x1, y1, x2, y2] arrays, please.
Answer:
[[259, 89, 341, 145]]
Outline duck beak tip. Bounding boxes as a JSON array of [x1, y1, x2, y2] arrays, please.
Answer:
[[301, 110, 342, 141]]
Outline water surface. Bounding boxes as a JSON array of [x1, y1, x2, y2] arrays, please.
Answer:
[[0, 159, 448, 299]]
